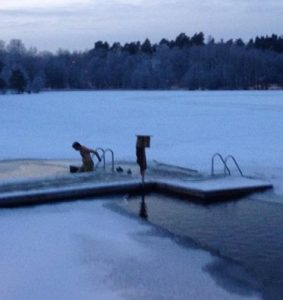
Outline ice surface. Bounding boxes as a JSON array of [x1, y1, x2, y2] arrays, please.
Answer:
[[0, 90, 282, 194], [0, 90, 281, 299], [0, 200, 261, 300]]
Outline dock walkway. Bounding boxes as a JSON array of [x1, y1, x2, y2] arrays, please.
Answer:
[[0, 160, 272, 207]]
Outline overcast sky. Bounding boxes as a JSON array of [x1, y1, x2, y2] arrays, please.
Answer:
[[0, 0, 282, 52]]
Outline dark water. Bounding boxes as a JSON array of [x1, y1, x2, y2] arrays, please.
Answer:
[[121, 194, 283, 300]]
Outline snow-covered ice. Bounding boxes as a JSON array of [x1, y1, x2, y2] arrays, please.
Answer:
[[0, 200, 261, 300], [0, 90, 282, 299], [0, 90, 283, 194]]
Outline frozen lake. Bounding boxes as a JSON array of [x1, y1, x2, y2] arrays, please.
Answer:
[[0, 199, 263, 300], [1, 90, 283, 194], [1, 90, 283, 299]]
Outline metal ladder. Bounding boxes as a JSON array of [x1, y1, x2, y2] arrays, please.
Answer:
[[94, 147, 115, 172], [211, 153, 243, 176]]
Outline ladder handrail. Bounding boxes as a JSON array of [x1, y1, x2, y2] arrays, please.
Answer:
[[93, 147, 114, 171], [211, 153, 231, 176], [98, 148, 106, 169], [96, 147, 105, 155], [93, 148, 106, 169], [104, 148, 115, 172], [224, 155, 244, 176]]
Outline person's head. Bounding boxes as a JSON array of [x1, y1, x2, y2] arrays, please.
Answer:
[[72, 141, 81, 151]]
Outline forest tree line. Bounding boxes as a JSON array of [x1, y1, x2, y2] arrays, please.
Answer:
[[0, 32, 283, 93]]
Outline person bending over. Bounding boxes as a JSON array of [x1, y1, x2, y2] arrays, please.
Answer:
[[72, 141, 101, 172]]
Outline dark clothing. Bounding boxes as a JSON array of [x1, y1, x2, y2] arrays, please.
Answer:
[[136, 146, 147, 175]]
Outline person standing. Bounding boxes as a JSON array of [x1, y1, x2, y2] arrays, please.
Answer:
[[72, 141, 101, 172]]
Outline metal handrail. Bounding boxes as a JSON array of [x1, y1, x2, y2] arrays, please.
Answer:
[[95, 148, 106, 169], [104, 148, 115, 172], [211, 153, 231, 176], [93, 147, 115, 172], [225, 155, 244, 176], [96, 147, 105, 156]]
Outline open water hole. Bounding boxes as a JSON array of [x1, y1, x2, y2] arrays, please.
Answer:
[[119, 194, 283, 300]]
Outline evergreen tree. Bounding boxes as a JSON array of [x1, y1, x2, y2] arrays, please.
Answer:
[[191, 32, 204, 46], [175, 33, 191, 48], [0, 77, 6, 93], [141, 39, 153, 54], [159, 38, 171, 47], [124, 42, 140, 55], [110, 42, 122, 53], [235, 38, 245, 47], [9, 69, 27, 93], [0, 61, 4, 73], [94, 41, 109, 50]]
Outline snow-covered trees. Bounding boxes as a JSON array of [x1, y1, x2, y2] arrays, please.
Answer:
[[0, 33, 282, 93], [9, 69, 27, 94], [0, 78, 6, 94]]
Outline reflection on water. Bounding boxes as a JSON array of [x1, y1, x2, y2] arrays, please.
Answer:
[[139, 194, 148, 219], [121, 194, 283, 300]]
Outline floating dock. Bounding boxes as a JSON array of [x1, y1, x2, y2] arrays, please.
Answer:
[[0, 160, 272, 207]]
